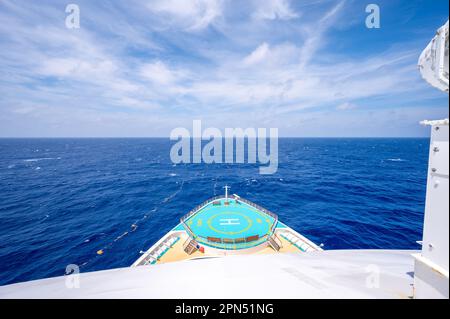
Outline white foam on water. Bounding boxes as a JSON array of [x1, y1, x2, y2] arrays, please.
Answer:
[[386, 158, 405, 162], [24, 157, 60, 162], [162, 180, 184, 203]]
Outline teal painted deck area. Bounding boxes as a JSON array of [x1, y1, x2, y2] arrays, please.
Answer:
[[172, 223, 185, 231], [183, 198, 276, 248], [173, 220, 287, 232]]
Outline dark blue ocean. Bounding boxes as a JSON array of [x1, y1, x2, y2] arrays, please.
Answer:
[[0, 138, 428, 285]]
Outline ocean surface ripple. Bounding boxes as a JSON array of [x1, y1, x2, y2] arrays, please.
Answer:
[[0, 138, 428, 285]]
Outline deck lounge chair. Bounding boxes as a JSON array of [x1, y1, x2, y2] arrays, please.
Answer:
[[207, 236, 222, 243], [245, 235, 259, 242]]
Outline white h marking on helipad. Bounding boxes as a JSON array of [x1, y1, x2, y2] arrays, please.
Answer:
[[219, 218, 240, 226]]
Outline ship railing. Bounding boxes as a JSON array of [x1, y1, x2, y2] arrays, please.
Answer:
[[233, 196, 279, 233], [180, 195, 278, 227], [139, 233, 179, 266], [188, 233, 270, 250], [276, 228, 323, 251], [179, 195, 224, 223]]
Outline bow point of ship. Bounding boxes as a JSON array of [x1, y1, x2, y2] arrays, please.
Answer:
[[132, 193, 322, 267]]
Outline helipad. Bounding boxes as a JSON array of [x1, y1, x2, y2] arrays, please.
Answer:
[[183, 198, 277, 249]]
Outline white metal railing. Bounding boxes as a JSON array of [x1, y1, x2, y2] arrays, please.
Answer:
[[277, 228, 322, 252], [139, 233, 179, 266], [234, 196, 279, 233], [180, 195, 223, 223]]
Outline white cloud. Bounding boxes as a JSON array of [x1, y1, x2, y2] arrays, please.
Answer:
[[243, 42, 270, 65], [148, 0, 223, 31], [39, 58, 117, 80], [242, 42, 303, 69], [0, 0, 447, 137], [336, 102, 357, 110], [253, 0, 299, 20], [139, 61, 178, 84], [298, 1, 346, 68]]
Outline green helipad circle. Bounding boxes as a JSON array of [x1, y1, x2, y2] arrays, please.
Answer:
[[207, 212, 253, 235], [185, 199, 276, 244]]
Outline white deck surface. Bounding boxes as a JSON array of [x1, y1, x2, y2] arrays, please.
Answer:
[[0, 250, 417, 299]]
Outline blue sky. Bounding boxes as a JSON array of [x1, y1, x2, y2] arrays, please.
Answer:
[[0, 0, 448, 137]]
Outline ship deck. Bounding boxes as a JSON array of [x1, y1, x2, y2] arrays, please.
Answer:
[[183, 198, 276, 249], [133, 222, 322, 267], [132, 194, 323, 267], [155, 229, 310, 265]]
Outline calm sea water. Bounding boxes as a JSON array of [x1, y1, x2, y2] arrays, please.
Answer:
[[0, 138, 428, 285]]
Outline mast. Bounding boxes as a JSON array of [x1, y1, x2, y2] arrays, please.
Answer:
[[224, 185, 230, 201]]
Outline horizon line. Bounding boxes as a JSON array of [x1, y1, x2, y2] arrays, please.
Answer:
[[0, 136, 431, 139]]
